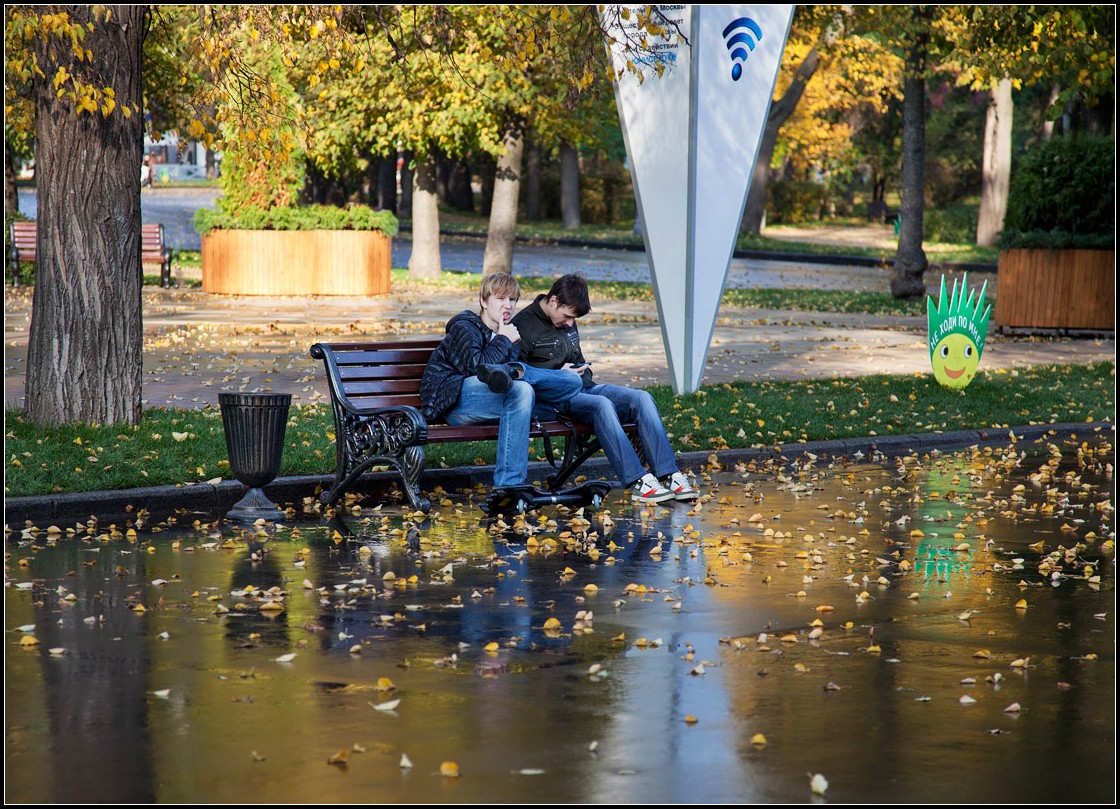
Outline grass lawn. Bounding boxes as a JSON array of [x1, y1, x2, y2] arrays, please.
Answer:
[[5, 361, 1112, 498]]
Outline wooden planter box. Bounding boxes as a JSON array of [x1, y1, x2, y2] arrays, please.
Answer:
[[202, 229, 391, 296], [994, 248, 1115, 330]]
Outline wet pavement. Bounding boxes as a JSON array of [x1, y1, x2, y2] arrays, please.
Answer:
[[5, 433, 1114, 804]]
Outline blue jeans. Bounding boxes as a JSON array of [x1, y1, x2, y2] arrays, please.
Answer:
[[446, 365, 582, 487], [560, 383, 677, 486]]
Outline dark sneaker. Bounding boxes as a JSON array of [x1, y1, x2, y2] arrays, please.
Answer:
[[477, 364, 514, 394]]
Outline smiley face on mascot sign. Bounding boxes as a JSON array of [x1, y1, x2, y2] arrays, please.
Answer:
[[927, 274, 991, 389]]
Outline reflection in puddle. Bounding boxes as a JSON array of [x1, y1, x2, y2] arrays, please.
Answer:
[[6, 433, 1114, 803]]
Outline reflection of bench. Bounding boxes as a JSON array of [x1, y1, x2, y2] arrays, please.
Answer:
[[310, 339, 638, 513], [8, 221, 173, 287]]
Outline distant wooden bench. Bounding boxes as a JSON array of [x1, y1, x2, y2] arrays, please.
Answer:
[[8, 220, 174, 287], [866, 200, 900, 226], [310, 339, 639, 513]]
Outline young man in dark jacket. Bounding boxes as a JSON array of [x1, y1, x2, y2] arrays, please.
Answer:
[[511, 273, 699, 504], [419, 272, 583, 489]]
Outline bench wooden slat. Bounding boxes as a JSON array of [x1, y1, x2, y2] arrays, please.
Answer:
[[349, 393, 424, 410], [332, 348, 438, 367], [337, 363, 429, 382], [343, 379, 422, 397], [9, 220, 173, 287]]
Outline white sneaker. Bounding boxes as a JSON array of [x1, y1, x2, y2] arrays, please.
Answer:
[[631, 473, 674, 504], [665, 471, 699, 501]]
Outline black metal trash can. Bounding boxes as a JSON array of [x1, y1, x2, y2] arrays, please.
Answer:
[[218, 392, 292, 523]]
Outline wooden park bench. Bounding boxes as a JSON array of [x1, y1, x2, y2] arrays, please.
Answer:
[[310, 338, 639, 513], [8, 220, 174, 287]]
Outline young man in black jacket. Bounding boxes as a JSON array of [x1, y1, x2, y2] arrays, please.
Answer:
[[419, 272, 583, 489], [511, 273, 699, 504]]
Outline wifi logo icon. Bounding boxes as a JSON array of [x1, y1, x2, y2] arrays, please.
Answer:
[[722, 17, 763, 81]]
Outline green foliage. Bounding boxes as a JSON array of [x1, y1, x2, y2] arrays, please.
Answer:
[[194, 204, 398, 236], [768, 180, 826, 224], [924, 202, 978, 244], [216, 141, 306, 213], [1001, 136, 1115, 248]]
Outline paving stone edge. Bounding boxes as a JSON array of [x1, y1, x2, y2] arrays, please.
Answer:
[[5, 422, 1112, 528]]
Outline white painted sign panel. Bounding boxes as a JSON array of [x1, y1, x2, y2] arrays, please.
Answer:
[[607, 5, 795, 393]]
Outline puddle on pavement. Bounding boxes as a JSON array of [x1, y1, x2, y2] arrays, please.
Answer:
[[6, 432, 1114, 804]]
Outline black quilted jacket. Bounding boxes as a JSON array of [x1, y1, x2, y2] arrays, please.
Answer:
[[418, 310, 518, 422], [511, 295, 595, 389]]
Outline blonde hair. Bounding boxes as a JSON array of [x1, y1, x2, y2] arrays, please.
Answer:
[[479, 272, 520, 303]]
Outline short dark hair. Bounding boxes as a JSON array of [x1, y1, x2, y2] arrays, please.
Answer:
[[546, 273, 591, 317]]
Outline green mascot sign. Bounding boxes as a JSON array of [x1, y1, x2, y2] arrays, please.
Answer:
[[927, 273, 991, 389]]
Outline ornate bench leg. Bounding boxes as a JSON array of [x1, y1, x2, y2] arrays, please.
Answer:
[[399, 445, 430, 513], [320, 450, 429, 512]]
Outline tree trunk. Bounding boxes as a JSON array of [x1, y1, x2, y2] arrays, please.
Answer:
[[1041, 84, 1060, 141], [376, 155, 396, 212], [891, 9, 931, 300], [447, 158, 473, 211], [559, 141, 581, 230], [478, 153, 496, 217], [408, 155, 441, 280], [976, 78, 1013, 247], [482, 132, 523, 276], [741, 46, 821, 235], [25, 5, 146, 427], [524, 139, 542, 221], [398, 151, 413, 216], [5, 140, 20, 218]]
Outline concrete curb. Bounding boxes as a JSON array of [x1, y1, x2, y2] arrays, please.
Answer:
[[6, 421, 1110, 528]]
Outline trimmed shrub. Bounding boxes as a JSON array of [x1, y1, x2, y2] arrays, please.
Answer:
[[194, 204, 398, 236], [1000, 135, 1114, 248]]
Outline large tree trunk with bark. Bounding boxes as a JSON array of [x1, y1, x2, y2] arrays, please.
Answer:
[[559, 141, 581, 230], [976, 78, 1013, 247], [891, 8, 931, 300], [741, 46, 821, 235], [25, 5, 146, 427], [482, 132, 523, 276], [408, 155, 441, 279]]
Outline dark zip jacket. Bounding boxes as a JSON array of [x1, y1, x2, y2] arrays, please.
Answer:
[[419, 310, 518, 422], [511, 294, 595, 389]]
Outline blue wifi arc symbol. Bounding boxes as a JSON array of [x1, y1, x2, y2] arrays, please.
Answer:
[[722, 17, 763, 81]]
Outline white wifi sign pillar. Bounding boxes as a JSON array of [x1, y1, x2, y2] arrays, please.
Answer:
[[607, 5, 794, 394]]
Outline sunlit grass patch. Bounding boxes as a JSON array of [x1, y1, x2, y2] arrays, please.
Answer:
[[6, 362, 1110, 498]]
